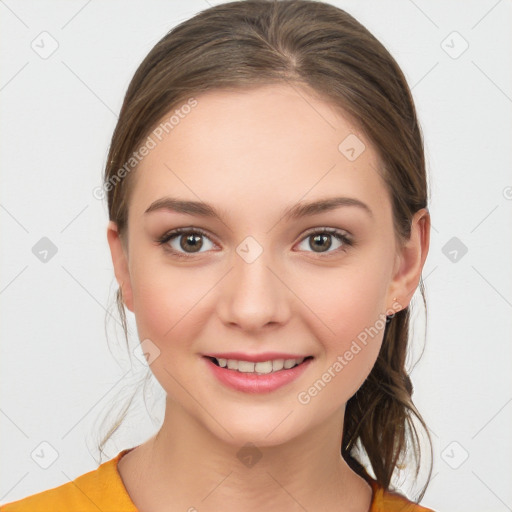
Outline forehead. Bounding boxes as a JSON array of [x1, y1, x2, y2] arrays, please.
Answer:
[[129, 83, 390, 223]]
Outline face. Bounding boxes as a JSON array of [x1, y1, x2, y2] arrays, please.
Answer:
[[107, 83, 427, 447]]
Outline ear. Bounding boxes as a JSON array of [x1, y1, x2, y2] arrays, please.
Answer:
[[106, 221, 134, 313], [387, 208, 430, 311]]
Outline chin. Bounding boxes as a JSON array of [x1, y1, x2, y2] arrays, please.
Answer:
[[199, 404, 317, 450]]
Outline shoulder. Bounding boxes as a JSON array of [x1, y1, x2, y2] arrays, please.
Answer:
[[0, 450, 138, 512], [367, 476, 436, 512]]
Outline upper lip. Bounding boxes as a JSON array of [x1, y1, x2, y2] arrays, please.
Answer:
[[203, 352, 312, 363]]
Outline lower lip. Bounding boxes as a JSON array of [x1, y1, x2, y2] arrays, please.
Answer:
[[203, 356, 313, 394]]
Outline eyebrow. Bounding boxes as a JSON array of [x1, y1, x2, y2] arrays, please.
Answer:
[[144, 196, 373, 220]]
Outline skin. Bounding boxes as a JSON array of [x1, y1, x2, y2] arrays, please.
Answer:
[[107, 83, 430, 512]]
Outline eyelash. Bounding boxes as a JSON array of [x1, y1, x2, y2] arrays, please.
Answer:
[[156, 226, 354, 259]]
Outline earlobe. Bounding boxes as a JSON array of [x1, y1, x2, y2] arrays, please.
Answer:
[[106, 221, 134, 312], [388, 208, 430, 310]]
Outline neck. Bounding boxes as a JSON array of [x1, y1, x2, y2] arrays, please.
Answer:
[[119, 398, 373, 512]]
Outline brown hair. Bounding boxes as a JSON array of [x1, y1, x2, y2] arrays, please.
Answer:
[[99, 0, 432, 500]]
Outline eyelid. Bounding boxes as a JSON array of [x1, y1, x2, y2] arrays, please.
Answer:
[[299, 226, 352, 239]]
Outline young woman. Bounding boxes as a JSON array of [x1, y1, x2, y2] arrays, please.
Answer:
[[2, 1, 436, 510]]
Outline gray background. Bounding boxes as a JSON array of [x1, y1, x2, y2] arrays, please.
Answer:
[[1, 1, 511, 510]]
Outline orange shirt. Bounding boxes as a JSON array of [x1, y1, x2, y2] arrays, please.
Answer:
[[1, 448, 435, 511]]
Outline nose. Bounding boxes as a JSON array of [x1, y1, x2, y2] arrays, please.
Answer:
[[216, 246, 291, 332]]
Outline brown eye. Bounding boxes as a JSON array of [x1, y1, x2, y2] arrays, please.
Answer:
[[179, 232, 203, 253], [157, 228, 216, 256], [310, 233, 332, 252], [296, 228, 352, 255]]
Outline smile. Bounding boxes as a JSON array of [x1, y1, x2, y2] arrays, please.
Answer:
[[202, 355, 314, 393], [207, 356, 313, 374]]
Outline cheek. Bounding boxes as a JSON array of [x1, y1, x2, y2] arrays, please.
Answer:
[[294, 265, 388, 399], [128, 264, 213, 399], [299, 261, 389, 340], [129, 260, 208, 350]]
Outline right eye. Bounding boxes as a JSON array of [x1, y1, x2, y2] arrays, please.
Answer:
[[157, 227, 217, 258]]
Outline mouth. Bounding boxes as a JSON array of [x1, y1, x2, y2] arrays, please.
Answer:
[[203, 355, 314, 375], [202, 353, 315, 393]]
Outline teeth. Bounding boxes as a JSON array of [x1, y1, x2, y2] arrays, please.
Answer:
[[214, 357, 306, 374], [254, 361, 272, 374], [272, 359, 284, 371], [238, 360, 255, 373]]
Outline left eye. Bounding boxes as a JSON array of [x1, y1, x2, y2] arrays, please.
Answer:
[[296, 228, 352, 254]]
